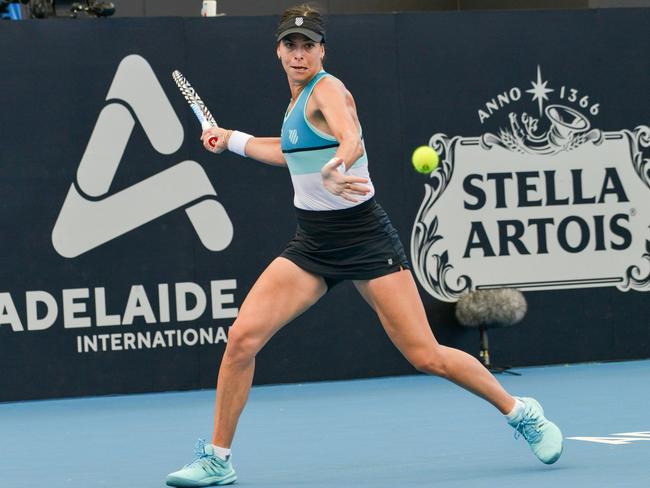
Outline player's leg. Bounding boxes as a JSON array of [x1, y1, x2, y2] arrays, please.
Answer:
[[354, 269, 514, 412], [167, 257, 327, 487], [354, 269, 563, 464], [213, 257, 327, 447]]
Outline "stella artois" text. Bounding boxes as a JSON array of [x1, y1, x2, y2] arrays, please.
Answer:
[[462, 167, 631, 257]]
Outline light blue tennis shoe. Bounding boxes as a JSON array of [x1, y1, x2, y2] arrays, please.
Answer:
[[508, 397, 563, 464], [166, 439, 237, 487]]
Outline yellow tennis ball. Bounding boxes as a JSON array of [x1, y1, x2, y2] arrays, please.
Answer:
[[411, 146, 439, 174]]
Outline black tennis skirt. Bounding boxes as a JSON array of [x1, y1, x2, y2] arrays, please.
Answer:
[[280, 198, 411, 288]]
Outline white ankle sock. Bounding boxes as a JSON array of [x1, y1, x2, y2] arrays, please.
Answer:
[[213, 444, 231, 460], [505, 398, 525, 420]]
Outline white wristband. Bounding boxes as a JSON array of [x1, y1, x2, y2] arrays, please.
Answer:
[[228, 130, 253, 157]]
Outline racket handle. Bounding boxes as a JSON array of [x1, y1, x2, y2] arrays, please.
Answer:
[[192, 105, 219, 148], [199, 118, 218, 148]]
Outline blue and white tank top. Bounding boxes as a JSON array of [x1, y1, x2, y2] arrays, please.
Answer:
[[280, 71, 375, 211]]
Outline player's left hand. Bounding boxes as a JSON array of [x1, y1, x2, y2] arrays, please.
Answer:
[[321, 157, 371, 202]]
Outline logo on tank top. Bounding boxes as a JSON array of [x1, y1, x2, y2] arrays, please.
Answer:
[[288, 129, 299, 145], [411, 65, 650, 302]]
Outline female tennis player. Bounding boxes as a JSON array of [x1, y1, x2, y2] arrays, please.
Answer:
[[166, 4, 563, 486]]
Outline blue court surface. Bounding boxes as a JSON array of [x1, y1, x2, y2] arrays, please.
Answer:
[[2, 360, 649, 488]]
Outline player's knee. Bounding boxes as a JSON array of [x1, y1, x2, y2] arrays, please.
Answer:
[[223, 323, 262, 365], [411, 349, 449, 378]]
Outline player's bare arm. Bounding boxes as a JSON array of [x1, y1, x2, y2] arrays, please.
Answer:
[[201, 128, 287, 166], [309, 77, 371, 201], [309, 76, 364, 169]]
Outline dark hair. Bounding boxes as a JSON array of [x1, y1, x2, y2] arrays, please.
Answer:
[[279, 3, 324, 26], [277, 3, 326, 43]]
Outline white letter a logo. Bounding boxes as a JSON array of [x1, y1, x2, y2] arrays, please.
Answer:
[[52, 55, 233, 258]]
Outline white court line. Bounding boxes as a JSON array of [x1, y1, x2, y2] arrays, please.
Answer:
[[567, 431, 650, 445]]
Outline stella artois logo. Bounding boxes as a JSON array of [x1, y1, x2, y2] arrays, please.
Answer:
[[411, 66, 650, 302]]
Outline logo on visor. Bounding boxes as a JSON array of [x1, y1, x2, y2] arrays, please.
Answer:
[[295, 17, 304, 26]]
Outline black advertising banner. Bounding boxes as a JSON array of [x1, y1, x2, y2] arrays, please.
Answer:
[[0, 10, 648, 401], [394, 9, 650, 365]]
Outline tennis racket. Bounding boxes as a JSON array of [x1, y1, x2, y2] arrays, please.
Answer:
[[172, 70, 219, 149]]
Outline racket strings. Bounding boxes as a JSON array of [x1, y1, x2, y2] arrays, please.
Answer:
[[172, 70, 218, 127]]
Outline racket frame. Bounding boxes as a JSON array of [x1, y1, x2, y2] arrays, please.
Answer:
[[172, 70, 219, 148]]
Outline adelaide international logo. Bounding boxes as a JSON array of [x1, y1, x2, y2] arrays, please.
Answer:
[[411, 66, 650, 302], [52, 55, 233, 258]]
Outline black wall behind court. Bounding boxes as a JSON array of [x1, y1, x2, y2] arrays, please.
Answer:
[[0, 9, 648, 401], [32, 0, 650, 18], [105, 0, 650, 17]]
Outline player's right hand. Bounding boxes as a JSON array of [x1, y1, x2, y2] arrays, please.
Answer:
[[201, 127, 229, 154]]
